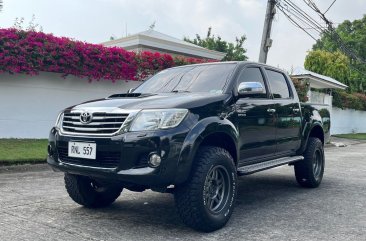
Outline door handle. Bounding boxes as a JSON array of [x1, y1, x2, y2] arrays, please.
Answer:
[[267, 108, 276, 113]]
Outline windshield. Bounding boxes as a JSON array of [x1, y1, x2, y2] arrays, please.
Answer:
[[134, 63, 236, 94]]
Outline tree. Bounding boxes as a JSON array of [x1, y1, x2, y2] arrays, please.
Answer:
[[311, 15, 366, 92], [313, 16, 366, 61], [184, 27, 248, 61], [305, 50, 349, 83]]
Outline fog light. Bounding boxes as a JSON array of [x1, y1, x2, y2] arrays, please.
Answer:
[[149, 153, 161, 167], [47, 144, 54, 156]]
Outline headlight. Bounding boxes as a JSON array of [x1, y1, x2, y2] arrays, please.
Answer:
[[129, 109, 188, 131], [55, 112, 64, 128]]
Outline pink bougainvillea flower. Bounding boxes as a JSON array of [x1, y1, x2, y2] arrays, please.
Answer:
[[0, 28, 214, 81]]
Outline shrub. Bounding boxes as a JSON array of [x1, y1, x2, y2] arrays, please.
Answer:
[[173, 56, 211, 66], [135, 51, 175, 80], [0, 28, 137, 81], [333, 90, 366, 111], [291, 78, 308, 102], [0, 28, 213, 81], [353, 93, 366, 110]]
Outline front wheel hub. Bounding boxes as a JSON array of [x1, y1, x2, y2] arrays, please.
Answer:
[[203, 165, 231, 214]]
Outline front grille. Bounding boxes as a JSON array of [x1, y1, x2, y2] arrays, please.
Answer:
[[62, 112, 129, 135], [57, 144, 120, 168]]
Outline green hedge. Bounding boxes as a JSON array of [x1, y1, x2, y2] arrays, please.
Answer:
[[291, 77, 366, 111], [333, 90, 366, 111]]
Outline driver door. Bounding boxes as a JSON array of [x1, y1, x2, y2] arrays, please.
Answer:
[[235, 66, 277, 165]]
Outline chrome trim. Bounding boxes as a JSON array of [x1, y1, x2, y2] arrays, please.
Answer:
[[64, 116, 128, 120], [59, 160, 117, 171], [60, 109, 141, 137], [238, 82, 265, 95], [63, 121, 124, 125], [63, 126, 120, 131]]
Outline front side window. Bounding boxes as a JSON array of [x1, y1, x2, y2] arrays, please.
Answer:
[[266, 70, 291, 99]]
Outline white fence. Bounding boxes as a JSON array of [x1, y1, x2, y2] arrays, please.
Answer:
[[0, 72, 140, 138], [330, 107, 366, 135]]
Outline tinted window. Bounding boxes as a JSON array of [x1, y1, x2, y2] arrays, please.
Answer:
[[266, 70, 290, 99], [237, 67, 267, 98], [134, 64, 236, 94]]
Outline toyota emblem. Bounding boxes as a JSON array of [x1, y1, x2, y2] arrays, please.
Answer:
[[80, 112, 93, 124]]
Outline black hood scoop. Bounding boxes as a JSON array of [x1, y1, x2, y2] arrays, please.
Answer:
[[108, 93, 156, 98]]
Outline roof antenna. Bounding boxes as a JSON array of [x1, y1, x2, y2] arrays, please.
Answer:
[[149, 21, 156, 30]]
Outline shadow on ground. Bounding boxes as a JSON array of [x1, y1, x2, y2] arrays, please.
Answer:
[[66, 171, 331, 232]]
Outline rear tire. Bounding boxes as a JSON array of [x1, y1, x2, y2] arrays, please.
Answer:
[[294, 137, 325, 188], [174, 146, 237, 232], [64, 174, 122, 208]]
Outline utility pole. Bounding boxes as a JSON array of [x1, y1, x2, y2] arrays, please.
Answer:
[[258, 0, 277, 63]]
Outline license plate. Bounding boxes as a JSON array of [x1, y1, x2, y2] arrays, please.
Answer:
[[68, 142, 96, 159]]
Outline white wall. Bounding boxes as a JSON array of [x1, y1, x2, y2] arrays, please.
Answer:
[[331, 107, 366, 135], [0, 72, 140, 138], [309, 91, 333, 106], [2, 72, 363, 137]]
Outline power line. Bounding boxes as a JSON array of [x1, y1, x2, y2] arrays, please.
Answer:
[[302, 26, 328, 30], [324, 0, 336, 14], [282, 0, 324, 31], [304, 0, 321, 12], [278, 0, 366, 64], [278, 0, 326, 42], [276, 3, 318, 41], [276, 0, 366, 78], [286, 8, 323, 34], [276, 0, 324, 39], [302, 0, 366, 64]]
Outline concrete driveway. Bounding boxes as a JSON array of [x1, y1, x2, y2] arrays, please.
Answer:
[[0, 144, 365, 241]]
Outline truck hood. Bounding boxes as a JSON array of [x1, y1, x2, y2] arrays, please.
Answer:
[[68, 92, 230, 111]]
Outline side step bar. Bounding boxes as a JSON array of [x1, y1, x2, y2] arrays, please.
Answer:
[[237, 156, 304, 176]]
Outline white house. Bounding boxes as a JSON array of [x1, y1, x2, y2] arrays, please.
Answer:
[[291, 67, 366, 135], [291, 67, 347, 107], [101, 29, 226, 60]]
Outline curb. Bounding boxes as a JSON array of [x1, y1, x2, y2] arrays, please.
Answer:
[[0, 163, 51, 174]]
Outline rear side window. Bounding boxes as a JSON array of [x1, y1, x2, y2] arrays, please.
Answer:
[[237, 67, 267, 98], [266, 70, 290, 99]]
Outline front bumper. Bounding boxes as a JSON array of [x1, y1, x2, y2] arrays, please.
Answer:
[[47, 126, 189, 187]]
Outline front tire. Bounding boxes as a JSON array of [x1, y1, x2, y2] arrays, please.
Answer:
[[294, 137, 325, 188], [174, 146, 237, 232], [64, 174, 123, 208]]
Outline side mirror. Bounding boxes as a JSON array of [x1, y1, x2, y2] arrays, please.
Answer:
[[127, 88, 135, 93], [238, 82, 265, 95]]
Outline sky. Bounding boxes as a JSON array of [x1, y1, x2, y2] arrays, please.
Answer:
[[0, 0, 365, 71]]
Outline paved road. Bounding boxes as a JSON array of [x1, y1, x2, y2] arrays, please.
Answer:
[[0, 144, 365, 241]]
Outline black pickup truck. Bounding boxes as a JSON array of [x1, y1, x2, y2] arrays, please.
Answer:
[[48, 61, 330, 232]]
